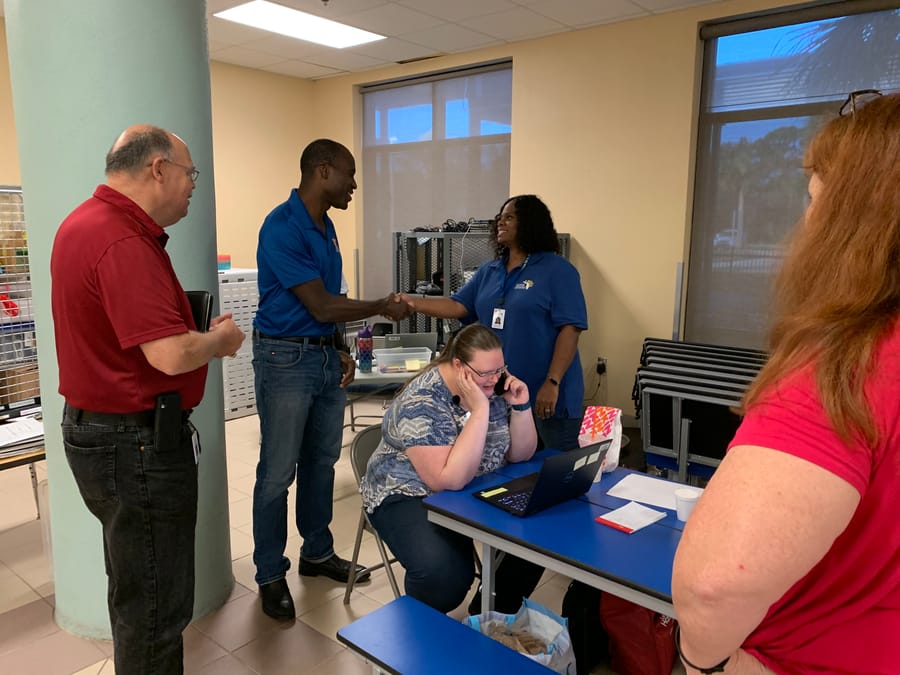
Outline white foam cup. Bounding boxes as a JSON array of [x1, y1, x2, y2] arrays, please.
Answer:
[[675, 488, 701, 522]]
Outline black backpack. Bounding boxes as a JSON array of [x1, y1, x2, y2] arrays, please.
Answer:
[[560, 580, 608, 675]]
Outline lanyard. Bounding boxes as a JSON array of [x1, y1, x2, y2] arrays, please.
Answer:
[[496, 255, 529, 306]]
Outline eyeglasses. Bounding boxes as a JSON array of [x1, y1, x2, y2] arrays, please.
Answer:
[[839, 89, 882, 117], [463, 361, 507, 378], [164, 158, 200, 182], [147, 157, 199, 182]]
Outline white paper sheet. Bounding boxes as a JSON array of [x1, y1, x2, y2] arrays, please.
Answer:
[[0, 417, 43, 448], [606, 473, 702, 511], [595, 501, 666, 534]]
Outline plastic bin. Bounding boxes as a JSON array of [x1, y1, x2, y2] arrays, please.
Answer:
[[373, 347, 432, 374]]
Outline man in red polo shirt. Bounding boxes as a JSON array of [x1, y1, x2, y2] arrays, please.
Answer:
[[50, 124, 244, 675]]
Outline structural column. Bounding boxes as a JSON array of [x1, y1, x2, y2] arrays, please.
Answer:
[[4, 0, 233, 637]]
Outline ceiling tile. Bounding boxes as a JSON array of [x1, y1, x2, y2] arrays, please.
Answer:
[[458, 7, 567, 42], [400, 23, 501, 53], [633, 0, 722, 13], [394, 0, 517, 23], [339, 3, 444, 36], [209, 45, 286, 68], [241, 33, 324, 60], [303, 49, 386, 71], [349, 37, 440, 63], [205, 0, 248, 13], [273, 0, 390, 20], [526, 0, 647, 27], [207, 16, 272, 46], [261, 59, 344, 79]]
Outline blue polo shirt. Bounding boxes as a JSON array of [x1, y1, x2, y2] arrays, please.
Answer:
[[254, 189, 342, 337], [452, 252, 588, 419]]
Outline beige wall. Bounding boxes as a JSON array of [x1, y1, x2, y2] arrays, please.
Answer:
[[0, 24, 19, 185], [209, 62, 314, 269], [0, 0, 795, 411]]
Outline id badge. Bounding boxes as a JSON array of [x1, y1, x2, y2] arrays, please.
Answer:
[[491, 307, 506, 330], [190, 423, 201, 465]]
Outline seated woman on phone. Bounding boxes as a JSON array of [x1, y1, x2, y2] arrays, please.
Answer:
[[360, 324, 545, 613]]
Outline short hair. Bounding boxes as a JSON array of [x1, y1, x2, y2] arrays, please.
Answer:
[[300, 139, 350, 175], [105, 127, 172, 175], [491, 194, 560, 257], [745, 93, 900, 444]]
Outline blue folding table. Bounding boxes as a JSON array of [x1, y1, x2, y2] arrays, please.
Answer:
[[424, 462, 682, 616]]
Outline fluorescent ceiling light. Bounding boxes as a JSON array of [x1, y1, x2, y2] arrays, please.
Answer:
[[214, 1, 385, 49]]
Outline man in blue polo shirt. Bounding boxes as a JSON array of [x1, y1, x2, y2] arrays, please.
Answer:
[[252, 138, 410, 620]]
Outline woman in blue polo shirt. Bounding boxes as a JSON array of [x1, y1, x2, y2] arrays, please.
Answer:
[[402, 194, 588, 451]]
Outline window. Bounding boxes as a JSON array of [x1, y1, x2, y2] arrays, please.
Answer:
[[360, 62, 512, 298], [684, 2, 900, 349]]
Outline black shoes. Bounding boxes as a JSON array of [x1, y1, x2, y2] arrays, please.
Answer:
[[299, 554, 371, 584], [259, 578, 295, 620]]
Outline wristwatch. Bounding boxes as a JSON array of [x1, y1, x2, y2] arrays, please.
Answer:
[[546, 377, 559, 386]]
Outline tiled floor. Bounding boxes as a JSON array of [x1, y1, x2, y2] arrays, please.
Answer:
[[0, 400, 585, 674]]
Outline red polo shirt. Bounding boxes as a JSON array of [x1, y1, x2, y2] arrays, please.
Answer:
[[51, 185, 206, 412]]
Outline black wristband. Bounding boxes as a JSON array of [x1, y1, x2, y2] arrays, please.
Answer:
[[547, 377, 559, 386], [675, 625, 729, 674], [510, 401, 531, 412]]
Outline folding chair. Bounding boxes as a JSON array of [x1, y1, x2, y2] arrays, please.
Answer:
[[344, 424, 402, 603]]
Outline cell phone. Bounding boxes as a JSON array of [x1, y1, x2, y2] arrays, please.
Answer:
[[494, 372, 508, 397], [154, 392, 183, 452]]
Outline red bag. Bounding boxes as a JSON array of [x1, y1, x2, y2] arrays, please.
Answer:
[[599, 594, 677, 675]]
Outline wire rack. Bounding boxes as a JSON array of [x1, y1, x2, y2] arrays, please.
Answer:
[[393, 231, 570, 338], [0, 188, 39, 410]]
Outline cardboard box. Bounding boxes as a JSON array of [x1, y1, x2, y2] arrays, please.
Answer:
[[0, 365, 40, 406]]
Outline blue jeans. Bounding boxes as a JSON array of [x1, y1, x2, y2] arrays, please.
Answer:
[[62, 407, 198, 675], [370, 495, 543, 614], [252, 337, 347, 585], [535, 414, 583, 452]]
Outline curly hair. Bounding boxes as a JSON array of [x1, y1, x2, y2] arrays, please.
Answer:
[[491, 195, 560, 258]]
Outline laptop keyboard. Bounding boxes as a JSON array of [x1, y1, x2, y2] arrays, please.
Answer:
[[497, 490, 533, 513]]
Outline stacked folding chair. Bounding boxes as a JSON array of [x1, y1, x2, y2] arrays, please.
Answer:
[[633, 338, 767, 482]]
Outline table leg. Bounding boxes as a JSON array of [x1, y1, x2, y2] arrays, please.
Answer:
[[28, 462, 40, 519], [480, 542, 496, 614]]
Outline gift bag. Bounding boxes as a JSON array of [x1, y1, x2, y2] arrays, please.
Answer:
[[464, 598, 576, 674], [579, 405, 622, 478], [600, 594, 676, 675]]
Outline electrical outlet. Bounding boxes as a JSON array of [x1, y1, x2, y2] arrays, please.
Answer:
[[596, 357, 607, 376]]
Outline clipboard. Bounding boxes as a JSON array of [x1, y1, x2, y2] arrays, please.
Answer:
[[186, 290, 213, 332]]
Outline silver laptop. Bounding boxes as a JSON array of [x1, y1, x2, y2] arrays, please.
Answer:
[[373, 332, 438, 352]]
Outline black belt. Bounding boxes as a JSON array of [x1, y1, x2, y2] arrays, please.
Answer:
[[64, 405, 190, 428], [253, 328, 337, 347]]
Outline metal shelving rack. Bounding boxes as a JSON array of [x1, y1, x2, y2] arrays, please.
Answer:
[[0, 188, 39, 409], [393, 230, 571, 339]]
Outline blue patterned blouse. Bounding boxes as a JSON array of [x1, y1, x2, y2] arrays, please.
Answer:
[[360, 366, 511, 513]]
